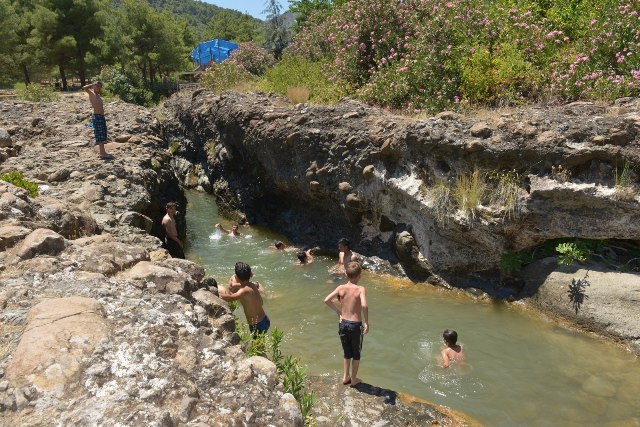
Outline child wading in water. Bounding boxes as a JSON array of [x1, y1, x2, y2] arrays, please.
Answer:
[[441, 329, 465, 368], [324, 261, 369, 387]]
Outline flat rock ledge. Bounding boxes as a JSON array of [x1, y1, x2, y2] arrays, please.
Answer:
[[306, 376, 479, 426]]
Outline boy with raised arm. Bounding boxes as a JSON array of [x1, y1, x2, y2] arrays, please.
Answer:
[[82, 80, 112, 160], [324, 261, 369, 387], [220, 262, 270, 337]]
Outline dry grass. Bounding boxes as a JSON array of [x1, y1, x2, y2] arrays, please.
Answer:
[[428, 180, 454, 225], [287, 86, 310, 104], [489, 170, 523, 219], [454, 170, 486, 221]]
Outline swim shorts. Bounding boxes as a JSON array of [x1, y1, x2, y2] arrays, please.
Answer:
[[92, 114, 107, 143], [162, 238, 185, 259], [339, 319, 363, 360], [249, 314, 270, 337]]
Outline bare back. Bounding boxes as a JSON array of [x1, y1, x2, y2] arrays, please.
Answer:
[[442, 344, 465, 367], [238, 282, 266, 325], [337, 283, 366, 322]]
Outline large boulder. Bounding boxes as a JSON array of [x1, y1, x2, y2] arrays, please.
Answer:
[[5, 297, 109, 391], [119, 260, 195, 294], [0, 225, 31, 251], [61, 241, 148, 275], [0, 128, 12, 148], [13, 228, 66, 260]]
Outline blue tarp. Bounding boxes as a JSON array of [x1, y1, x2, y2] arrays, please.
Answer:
[[191, 39, 239, 66]]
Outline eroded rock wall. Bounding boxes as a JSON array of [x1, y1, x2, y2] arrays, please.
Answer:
[[164, 91, 640, 285]]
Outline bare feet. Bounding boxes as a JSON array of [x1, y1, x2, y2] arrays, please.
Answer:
[[350, 377, 361, 387], [341, 376, 351, 385]]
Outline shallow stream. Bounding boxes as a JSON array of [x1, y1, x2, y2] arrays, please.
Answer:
[[184, 190, 640, 426]]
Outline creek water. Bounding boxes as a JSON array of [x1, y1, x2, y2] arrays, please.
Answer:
[[184, 190, 640, 426]]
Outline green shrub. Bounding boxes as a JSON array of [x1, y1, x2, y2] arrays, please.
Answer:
[[461, 45, 543, 106], [199, 61, 255, 94], [0, 171, 39, 197], [556, 242, 589, 266], [259, 56, 351, 104], [16, 84, 59, 102], [99, 66, 154, 106]]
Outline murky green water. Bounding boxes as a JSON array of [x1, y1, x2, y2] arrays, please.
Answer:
[[184, 190, 640, 426]]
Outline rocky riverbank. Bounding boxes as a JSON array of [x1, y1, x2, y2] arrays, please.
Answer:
[[162, 90, 640, 355], [0, 93, 469, 426]]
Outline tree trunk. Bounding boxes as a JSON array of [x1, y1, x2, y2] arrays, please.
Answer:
[[59, 63, 68, 91], [21, 64, 31, 86], [78, 58, 87, 86]]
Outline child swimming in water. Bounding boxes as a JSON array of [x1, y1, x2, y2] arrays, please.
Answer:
[[441, 329, 465, 368]]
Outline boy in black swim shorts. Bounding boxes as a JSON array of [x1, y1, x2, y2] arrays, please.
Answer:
[[324, 262, 369, 387]]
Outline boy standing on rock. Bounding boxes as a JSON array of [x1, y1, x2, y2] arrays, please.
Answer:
[[162, 202, 185, 259], [324, 261, 369, 387], [82, 80, 113, 160]]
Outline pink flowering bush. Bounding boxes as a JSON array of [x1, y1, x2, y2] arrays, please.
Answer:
[[552, 2, 640, 100], [228, 42, 275, 76], [286, 0, 640, 112]]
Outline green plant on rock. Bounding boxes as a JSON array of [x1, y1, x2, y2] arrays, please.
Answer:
[[556, 242, 588, 266], [500, 251, 527, 274], [0, 171, 39, 197], [234, 321, 315, 422]]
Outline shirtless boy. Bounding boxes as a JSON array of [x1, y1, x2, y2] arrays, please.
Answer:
[[324, 261, 369, 387], [220, 262, 270, 337], [296, 249, 314, 265], [441, 329, 465, 368], [332, 238, 361, 276], [161, 202, 184, 259], [82, 81, 112, 160], [215, 223, 240, 236]]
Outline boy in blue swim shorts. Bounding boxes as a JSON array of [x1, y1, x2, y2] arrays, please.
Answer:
[[83, 80, 113, 160]]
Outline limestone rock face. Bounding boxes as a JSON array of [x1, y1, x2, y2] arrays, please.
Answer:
[[5, 297, 109, 391]]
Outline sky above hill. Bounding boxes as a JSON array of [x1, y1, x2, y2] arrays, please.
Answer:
[[204, 0, 287, 20]]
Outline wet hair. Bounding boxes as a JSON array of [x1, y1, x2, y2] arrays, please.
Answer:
[[95, 80, 103, 87], [443, 329, 458, 346], [345, 261, 361, 279], [234, 262, 252, 281], [165, 202, 177, 210], [297, 251, 307, 262], [338, 238, 351, 249], [274, 241, 285, 249]]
